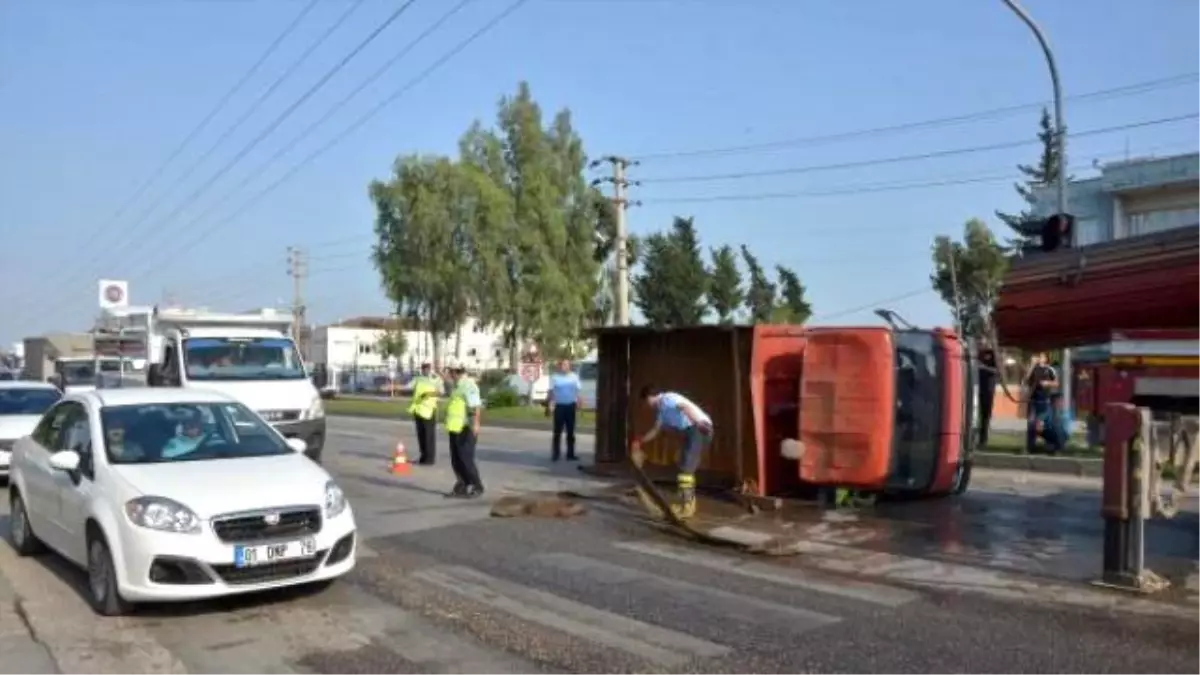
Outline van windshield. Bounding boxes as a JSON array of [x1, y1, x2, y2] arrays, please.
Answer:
[[183, 337, 307, 381], [888, 330, 944, 491], [57, 360, 120, 386]]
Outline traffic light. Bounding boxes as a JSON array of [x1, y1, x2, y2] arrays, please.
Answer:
[[1041, 213, 1075, 252]]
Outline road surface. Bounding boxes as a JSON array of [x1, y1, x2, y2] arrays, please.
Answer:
[[0, 416, 1195, 673]]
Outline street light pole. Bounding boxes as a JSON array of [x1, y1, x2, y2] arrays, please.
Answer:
[[1001, 0, 1073, 417]]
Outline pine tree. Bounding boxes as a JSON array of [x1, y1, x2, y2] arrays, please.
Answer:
[[994, 108, 1071, 245]]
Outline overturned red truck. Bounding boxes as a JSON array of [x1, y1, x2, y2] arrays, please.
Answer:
[[592, 323, 977, 499]]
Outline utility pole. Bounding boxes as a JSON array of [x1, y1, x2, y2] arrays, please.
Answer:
[[1001, 0, 1073, 419], [590, 155, 640, 326], [286, 246, 308, 358]]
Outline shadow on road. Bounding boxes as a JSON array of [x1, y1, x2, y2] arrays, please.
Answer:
[[0, 514, 343, 619]]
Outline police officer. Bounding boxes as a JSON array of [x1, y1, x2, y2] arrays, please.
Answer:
[[548, 358, 581, 462], [444, 360, 484, 498], [408, 361, 442, 465], [633, 385, 713, 520]]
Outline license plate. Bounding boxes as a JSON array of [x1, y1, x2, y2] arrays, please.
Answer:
[[234, 537, 316, 568]]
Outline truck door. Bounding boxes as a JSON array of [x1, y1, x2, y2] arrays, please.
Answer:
[[797, 329, 895, 490]]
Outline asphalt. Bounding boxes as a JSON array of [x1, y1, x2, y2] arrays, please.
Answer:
[[0, 416, 1195, 673]]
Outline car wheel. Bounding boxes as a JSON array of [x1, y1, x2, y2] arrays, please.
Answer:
[[86, 533, 132, 616], [9, 491, 46, 557]]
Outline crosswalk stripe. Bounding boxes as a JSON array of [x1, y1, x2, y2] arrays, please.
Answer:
[[613, 540, 920, 608], [532, 552, 842, 630], [411, 565, 730, 667]]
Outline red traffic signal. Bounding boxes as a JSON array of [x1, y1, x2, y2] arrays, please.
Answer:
[[1041, 213, 1074, 251]]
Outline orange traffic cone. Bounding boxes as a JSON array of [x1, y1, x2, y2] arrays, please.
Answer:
[[390, 442, 412, 476]]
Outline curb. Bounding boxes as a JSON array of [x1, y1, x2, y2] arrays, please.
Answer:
[[329, 413, 1103, 478], [328, 409, 596, 434], [972, 451, 1102, 477], [0, 575, 59, 674]]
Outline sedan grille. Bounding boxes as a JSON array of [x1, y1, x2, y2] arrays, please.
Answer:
[[211, 555, 325, 585], [211, 507, 322, 543]]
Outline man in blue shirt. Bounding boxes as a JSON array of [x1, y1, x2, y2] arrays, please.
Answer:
[[634, 385, 713, 519], [548, 359, 582, 461]]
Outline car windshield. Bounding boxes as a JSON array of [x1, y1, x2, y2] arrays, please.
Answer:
[[0, 388, 61, 416], [100, 401, 293, 465], [183, 337, 307, 381]]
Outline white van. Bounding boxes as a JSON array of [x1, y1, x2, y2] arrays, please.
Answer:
[[95, 306, 326, 462]]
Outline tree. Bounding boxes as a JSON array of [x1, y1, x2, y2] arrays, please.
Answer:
[[771, 265, 812, 324], [632, 217, 710, 327], [376, 326, 409, 362], [457, 82, 602, 364], [706, 244, 743, 323], [995, 108, 1071, 245], [930, 218, 1009, 338], [370, 155, 481, 368], [740, 245, 775, 323]]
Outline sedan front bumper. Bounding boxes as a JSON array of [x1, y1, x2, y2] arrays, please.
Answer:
[[114, 506, 356, 603]]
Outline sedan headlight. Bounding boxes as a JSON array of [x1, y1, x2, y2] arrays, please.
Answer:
[[324, 480, 347, 519], [124, 497, 202, 534], [306, 396, 325, 420]]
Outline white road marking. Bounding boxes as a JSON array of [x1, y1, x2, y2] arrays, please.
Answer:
[[614, 540, 919, 608], [411, 565, 730, 667], [532, 552, 843, 631]]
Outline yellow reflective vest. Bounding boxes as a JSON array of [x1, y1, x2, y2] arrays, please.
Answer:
[[407, 375, 442, 420], [445, 377, 479, 433]]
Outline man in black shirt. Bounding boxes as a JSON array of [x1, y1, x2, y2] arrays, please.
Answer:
[[976, 338, 997, 447]]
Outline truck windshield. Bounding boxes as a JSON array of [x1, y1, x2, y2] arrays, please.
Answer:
[[183, 337, 306, 381], [887, 330, 944, 491]]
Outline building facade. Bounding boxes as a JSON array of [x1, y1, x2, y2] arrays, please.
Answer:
[[309, 318, 509, 373], [1032, 151, 1199, 245]]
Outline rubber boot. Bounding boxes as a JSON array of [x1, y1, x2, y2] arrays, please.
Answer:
[[671, 473, 697, 520]]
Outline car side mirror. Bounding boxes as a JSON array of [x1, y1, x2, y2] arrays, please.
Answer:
[[48, 450, 81, 473], [285, 438, 308, 454]]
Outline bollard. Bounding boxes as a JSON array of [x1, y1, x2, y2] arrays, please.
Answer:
[[1095, 404, 1169, 593]]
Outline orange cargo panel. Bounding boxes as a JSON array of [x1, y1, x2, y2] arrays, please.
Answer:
[[797, 327, 895, 489], [748, 324, 807, 496]]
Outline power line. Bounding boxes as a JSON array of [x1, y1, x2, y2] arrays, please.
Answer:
[[61, 0, 321, 273], [25, 0, 348, 313], [114, 0, 423, 272], [127, 0, 529, 281], [637, 112, 1199, 184], [809, 287, 933, 324], [632, 72, 1199, 162], [127, 0, 479, 270], [113, 0, 367, 246], [638, 145, 1199, 204]]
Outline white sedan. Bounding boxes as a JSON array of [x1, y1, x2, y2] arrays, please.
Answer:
[[6, 387, 356, 616], [0, 380, 63, 482]]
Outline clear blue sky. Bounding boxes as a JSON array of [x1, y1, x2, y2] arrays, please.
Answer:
[[1, 0, 1196, 346]]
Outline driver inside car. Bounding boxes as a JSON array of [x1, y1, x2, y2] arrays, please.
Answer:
[[162, 409, 208, 459]]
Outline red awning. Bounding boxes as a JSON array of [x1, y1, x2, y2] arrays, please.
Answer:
[[993, 227, 1199, 351]]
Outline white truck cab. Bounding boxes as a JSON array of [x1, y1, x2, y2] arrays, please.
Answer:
[[94, 306, 327, 462]]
